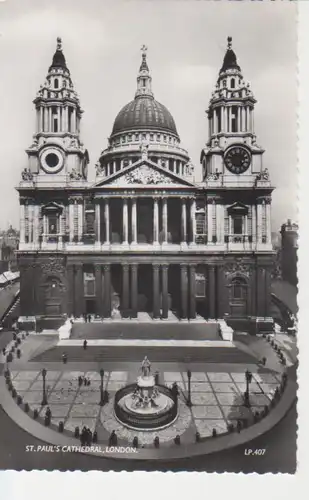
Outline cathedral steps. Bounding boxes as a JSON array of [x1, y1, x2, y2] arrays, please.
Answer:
[[30, 344, 257, 364]]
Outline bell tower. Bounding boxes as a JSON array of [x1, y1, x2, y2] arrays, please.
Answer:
[[24, 37, 89, 186], [201, 36, 266, 184]]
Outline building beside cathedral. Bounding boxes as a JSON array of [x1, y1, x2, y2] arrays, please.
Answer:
[[16, 37, 275, 330]]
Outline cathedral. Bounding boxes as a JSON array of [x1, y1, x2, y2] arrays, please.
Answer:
[[17, 37, 275, 330]]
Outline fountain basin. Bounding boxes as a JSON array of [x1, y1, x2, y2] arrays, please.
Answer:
[[114, 383, 178, 431]]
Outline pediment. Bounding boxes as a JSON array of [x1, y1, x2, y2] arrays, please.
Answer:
[[42, 202, 63, 214], [227, 202, 248, 215], [93, 160, 195, 188]]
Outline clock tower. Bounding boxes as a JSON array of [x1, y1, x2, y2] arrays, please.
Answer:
[[200, 37, 275, 330], [25, 37, 89, 185]]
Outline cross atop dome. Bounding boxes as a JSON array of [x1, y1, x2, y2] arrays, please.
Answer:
[[227, 36, 232, 50], [139, 44, 149, 73], [136, 45, 153, 98]]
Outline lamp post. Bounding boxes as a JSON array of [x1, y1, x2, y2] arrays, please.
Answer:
[[99, 369, 104, 406], [186, 369, 192, 408], [244, 369, 253, 407], [41, 368, 48, 406]]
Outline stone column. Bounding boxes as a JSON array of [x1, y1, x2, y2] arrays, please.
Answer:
[[189, 265, 196, 320], [69, 202, 74, 242], [252, 204, 257, 244], [162, 198, 168, 244], [95, 264, 102, 316], [65, 106, 69, 132], [173, 160, 177, 173], [122, 198, 129, 244], [229, 107, 232, 132], [257, 202, 263, 244], [48, 107, 52, 132], [220, 106, 224, 133], [75, 264, 84, 317], [256, 267, 266, 317], [237, 107, 241, 133], [190, 198, 196, 245], [20, 204, 25, 243], [153, 264, 160, 319], [131, 198, 137, 244], [33, 205, 40, 245], [103, 264, 111, 318], [208, 266, 216, 319], [66, 265, 74, 317], [266, 202, 272, 244], [181, 198, 187, 244], [153, 198, 159, 244], [130, 264, 138, 318], [104, 199, 110, 244], [95, 202, 101, 245], [207, 202, 213, 243], [122, 264, 130, 318], [72, 107, 76, 133], [161, 264, 169, 320], [216, 266, 227, 318], [39, 107, 43, 132], [78, 203, 83, 242], [224, 107, 228, 132], [180, 264, 188, 320]]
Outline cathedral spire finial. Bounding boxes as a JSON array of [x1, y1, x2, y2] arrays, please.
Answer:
[[227, 36, 232, 50], [139, 44, 149, 72]]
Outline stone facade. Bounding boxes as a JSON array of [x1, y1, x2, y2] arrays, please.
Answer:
[[16, 39, 275, 326]]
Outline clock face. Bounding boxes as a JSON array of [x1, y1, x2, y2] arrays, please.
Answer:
[[224, 147, 251, 174], [40, 148, 64, 174]]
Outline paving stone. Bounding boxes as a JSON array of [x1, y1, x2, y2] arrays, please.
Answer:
[[188, 372, 208, 382], [107, 381, 127, 391], [60, 371, 85, 381], [75, 391, 101, 404], [84, 371, 109, 381], [13, 371, 39, 381], [12, 379, 33, 391], [46, 404, 71, 418], [44, 371, 62, 381], [234, 382, 263, 394], [207, 372, 233, 382], [69, 404, 100, 419], [65, 417, 97, 433], [221, 405, 252, 421], [191, 392, 217, 405], [216, 393, 243, 406], [192, 405, 223, 419], [195, 419, 227, 437], [53, 380, 80, 391], [48, 390, 77, 404], [259, 383, 278, 395], [20, 391, 47, 404], [109, 371, 128, 381], [230, 372, 247, 383], [210, 382, 240, 393], [184, 382, 213, 392], [252, 373, 279, 384], [249, 393, 270, 406], [164, 372, 183, 382]]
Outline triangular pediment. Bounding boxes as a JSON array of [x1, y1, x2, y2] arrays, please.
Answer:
[[93, 159, 195, 188], [42, 202, 63, 214], [227, 202, 248, 215]]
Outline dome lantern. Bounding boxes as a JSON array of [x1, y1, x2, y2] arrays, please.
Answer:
[[135, 45, 154, 99]]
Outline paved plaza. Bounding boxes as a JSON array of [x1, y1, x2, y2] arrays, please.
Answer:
[[9, 367, 281, 446]]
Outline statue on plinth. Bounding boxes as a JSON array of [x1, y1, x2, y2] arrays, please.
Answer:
[[141, 356, 151, 378]]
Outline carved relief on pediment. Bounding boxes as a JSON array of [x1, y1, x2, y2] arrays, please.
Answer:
[[113, 165, 174, 185]]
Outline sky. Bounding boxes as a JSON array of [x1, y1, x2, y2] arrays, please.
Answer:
[[0, 0, 297, 232]]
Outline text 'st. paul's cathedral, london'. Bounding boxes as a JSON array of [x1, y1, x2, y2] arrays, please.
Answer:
[[17, 37, 274, 330]]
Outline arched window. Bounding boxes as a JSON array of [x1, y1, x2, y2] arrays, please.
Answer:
[[231, 78, 235, 89], [54, 78, 59, 89], [231, 277, 247, 299]]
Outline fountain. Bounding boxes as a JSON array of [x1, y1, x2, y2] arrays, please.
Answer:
[[114, 357, 178, 430]]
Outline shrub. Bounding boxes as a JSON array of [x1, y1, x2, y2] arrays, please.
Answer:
[[24, 403, 30, 413], [58, 421, 64, 433], [74, 427, 80, 438], [133, 436, 138, 448], [33, 409, 38, 419], [17, 395, 23, 405]]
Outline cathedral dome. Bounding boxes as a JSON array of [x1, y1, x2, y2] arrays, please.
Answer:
[[111, 96, 179, 137]]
